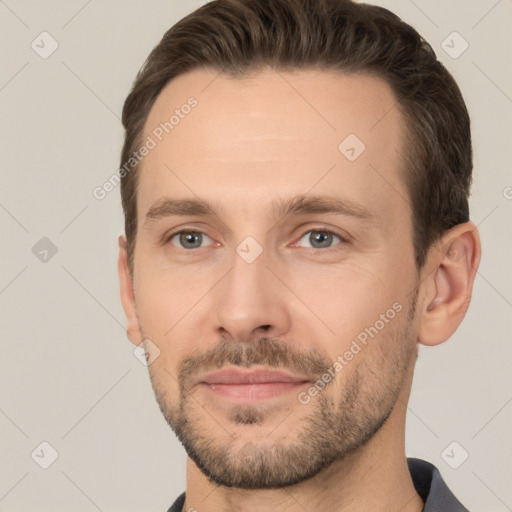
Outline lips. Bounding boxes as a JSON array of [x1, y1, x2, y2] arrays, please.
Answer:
[[200, 368, 311, 385], [197, 368, 312, 401]]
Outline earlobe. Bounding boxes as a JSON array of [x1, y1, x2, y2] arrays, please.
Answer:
[[118, 235, 143, 346], [418, 222, 481, 346]]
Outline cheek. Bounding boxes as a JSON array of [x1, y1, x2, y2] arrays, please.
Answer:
[[283, 258, 406, 349], [134, 258, 208, 333], [132, 275, 183, 378], [133, 263, 219, 374], [320, 302, 413, 405]]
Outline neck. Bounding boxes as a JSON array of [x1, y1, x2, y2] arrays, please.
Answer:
[[182, 395, 423, 512]]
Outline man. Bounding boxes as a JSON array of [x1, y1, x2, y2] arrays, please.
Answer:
[[117, 1, 481, 510]]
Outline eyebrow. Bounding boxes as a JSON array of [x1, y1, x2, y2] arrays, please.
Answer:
[[144, 194, 375, 227]]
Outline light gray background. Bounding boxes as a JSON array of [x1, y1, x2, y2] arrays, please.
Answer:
[[1, 0, 511, 510]]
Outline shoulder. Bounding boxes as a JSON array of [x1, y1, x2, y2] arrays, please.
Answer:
[[408, 457, 470, 512], [166, 491, 185, 512]]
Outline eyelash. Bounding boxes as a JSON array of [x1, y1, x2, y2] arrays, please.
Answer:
[[165, 227, 348, 253], [301, 231, 346, 254]]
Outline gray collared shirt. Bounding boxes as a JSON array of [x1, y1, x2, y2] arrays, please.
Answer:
[[167, 458, 470, 511], [407, 458, 469, 511]]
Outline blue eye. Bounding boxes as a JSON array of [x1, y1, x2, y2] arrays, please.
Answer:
[[167, 229, 344, 252], [297, 230, 342, 249], [170, 231, 212, 249]]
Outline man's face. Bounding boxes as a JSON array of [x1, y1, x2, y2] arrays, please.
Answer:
[[130, 69, 421, 488]]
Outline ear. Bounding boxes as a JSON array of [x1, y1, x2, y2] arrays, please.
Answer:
[[418, 222, 481, 346], [118, 235, 143, 346]]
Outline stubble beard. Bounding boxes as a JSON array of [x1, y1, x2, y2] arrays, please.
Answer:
[[146, 293, 418, 489]]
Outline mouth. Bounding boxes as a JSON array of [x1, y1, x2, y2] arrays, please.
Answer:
[[197, 368, 312, 401]]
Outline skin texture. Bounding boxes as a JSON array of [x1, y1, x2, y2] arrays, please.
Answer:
[[118, 69, 481, 512]]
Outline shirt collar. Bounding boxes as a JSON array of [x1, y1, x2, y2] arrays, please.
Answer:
[[167, 458, 470, 511]]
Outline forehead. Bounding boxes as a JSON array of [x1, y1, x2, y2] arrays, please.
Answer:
[[138, 68, 409, 224]]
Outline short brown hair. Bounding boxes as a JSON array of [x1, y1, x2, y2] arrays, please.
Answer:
[[120, 0, 472, 272]]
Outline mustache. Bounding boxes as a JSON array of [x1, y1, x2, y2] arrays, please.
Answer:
[[178, 337, 332, 392]]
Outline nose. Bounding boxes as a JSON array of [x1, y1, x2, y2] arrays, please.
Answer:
[[214, 249, 291, 343]]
